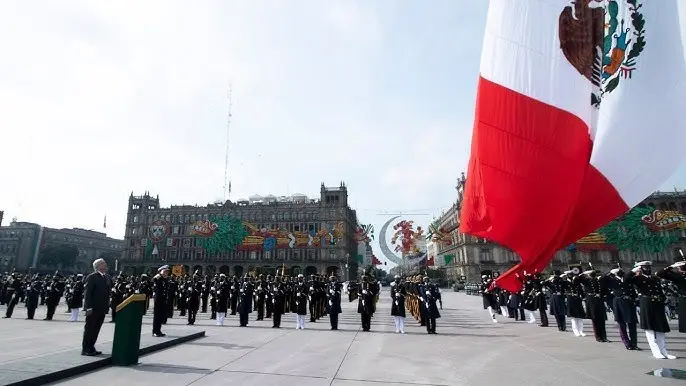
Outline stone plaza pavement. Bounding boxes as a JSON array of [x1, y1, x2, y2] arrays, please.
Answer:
[[2, 291, 686, 386]]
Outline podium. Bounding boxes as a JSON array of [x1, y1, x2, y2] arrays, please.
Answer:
[[111, 294, 147, 366]]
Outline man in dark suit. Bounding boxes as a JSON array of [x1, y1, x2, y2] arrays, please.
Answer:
[[82, 258, 111, 356]]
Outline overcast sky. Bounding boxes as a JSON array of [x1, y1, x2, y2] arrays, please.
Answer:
[[1, 1, 685, 265]]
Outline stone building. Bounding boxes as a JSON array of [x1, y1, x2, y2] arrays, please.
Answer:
[[0, 221, 124, 272], [119, 182, 360, 278], [434, 175, 686, 282]]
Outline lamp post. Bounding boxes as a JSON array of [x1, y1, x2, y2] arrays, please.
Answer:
[[345, 253, 350, 282]]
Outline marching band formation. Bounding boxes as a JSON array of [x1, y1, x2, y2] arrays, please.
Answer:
[[481, 260, 686, 360], [0, 267, 443, 335]]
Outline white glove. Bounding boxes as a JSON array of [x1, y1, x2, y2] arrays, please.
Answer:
[[297, 292, 302, 297], [362, 290, 368, 295], [211, 287, 215, 291], [330, 290, 334, 294], [420, 297, 424, 302], [425, 291, 430, 295], [217, 290, 221, 294]]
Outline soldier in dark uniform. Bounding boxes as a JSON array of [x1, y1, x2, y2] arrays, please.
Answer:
[[657, 260, 686, 333], [25, 274, 42, 320], [68, 274, 85, 322], [390, 275, 406, 333], [577, 269, 609, 342], [632, 261, 676, 359], [420, 276, 441, 334], [44, 274, 63, 321], [358, 275, 376, 331], [238, 275, 254, 327], [566, 269, 587, 337], [326, 275, 342, 330], [2, 273, 22, 318], [270, 276, 286, 328], [543, 270, 569, 331], [229, 276, 239, 315], [110, 278, 126, 323], [608, 267, 640, 350], [255, 274, 267, 321], [166, 275, 178, 320], [152, 265, 170, 337], [293, 274, 309, 329], [215, 274, 230, 325], [481, 274, 498, 322], [186, 272, 202, 325], [265, 274, 273, 319]]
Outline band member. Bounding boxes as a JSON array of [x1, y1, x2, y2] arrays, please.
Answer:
[[633, 261, 676, 359], [390, 275, 406, 333], [481, 274, 498, 323], [293, 274, 309, 329], [608, 267, 640, 350], [255, 274, 267, 321], [358, 275, 375, 331], [326, 276, 342, 330], [420, 276, 440, 334], [152, 265, 170, 337], [2, 273, 22, 318]]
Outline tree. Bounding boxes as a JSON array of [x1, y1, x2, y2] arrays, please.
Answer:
[[39, 244, 79, 269], [599, 206, 679, 253]]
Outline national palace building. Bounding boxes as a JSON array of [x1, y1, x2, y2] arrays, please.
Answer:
[[119, 182, 361, 279]]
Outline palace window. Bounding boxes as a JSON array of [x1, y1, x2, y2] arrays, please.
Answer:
[[479, 248, 491, 262]]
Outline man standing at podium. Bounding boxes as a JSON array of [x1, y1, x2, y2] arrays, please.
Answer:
[[82, 258, 111, 356]]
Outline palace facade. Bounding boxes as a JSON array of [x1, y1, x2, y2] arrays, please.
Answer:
[[119, 182, 360, 279]]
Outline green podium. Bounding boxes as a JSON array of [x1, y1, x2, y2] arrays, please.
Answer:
[[111, 294, 147, 366]]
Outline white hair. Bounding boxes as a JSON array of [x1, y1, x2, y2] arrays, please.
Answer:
[[92, 258, 106, 271]]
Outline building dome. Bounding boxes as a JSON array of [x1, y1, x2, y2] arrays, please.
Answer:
[[264, 194, 277, 202], [248, 194, 263, 203]]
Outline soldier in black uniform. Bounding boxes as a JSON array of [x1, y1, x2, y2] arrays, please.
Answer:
[[215, 274, 230, 325], [25, 274, 42, 320], [481, 274, 498, 323], [152, 265, 170, 337], [357, 275, 376, 331], [608, 267, 640, 350], [419, 276, 441, 334], [270, 276, 286, 328], [238, 275, 254, 327], [390, 275, 406, 333], [68, 274, 85, 322], [632, 261, 676, 359], [255, 274, 267, 321], [577, 269, 609, 342], [44, 274, 64, 321], [186, 272, 202, 325], [2, 273, 22, 318], [326, 275, 342, 330], [293, 274, 309, 329], [265, 274, 273, 319], [229, 276, 239, 315], [656, 260, 686, 333], [543, 270, 569, 331]]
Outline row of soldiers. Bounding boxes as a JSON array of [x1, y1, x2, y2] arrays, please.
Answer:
[[1, 271, 88, 321], [481, 260, 686, 360]]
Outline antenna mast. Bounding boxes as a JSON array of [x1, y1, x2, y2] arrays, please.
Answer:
[[223, 83, 233, 201]]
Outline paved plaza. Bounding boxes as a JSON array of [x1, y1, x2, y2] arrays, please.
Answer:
[[2, 291, 686, 385]]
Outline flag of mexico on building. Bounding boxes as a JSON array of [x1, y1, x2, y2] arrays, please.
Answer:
[[460, 0, 686, 291]]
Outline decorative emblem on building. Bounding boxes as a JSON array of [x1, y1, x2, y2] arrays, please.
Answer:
[[148, 220, 169, 243]]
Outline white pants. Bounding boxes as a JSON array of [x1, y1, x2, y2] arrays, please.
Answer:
[[69, 308, 79, 322], [216, 312, 226, 326], [393, 316, 405, 333], [500, 306, 509, 318], [526, 310, 536, 324], [570, 318, 585, 336], [487, 306, 498, 323], [296, 314, 305, 329], [646, 330, 675, 359]]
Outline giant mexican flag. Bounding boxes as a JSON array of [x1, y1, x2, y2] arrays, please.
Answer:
[[460, 0, 686, 291]]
